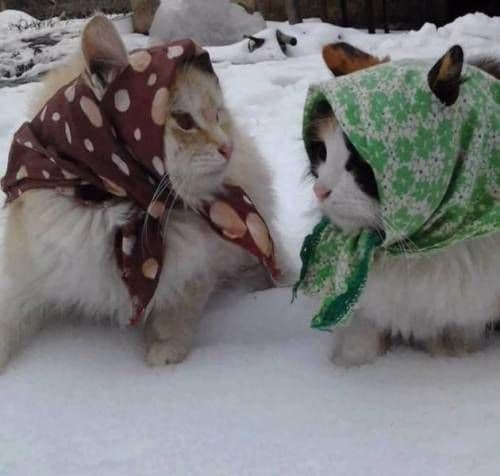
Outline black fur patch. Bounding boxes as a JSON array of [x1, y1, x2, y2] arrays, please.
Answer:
[[308, 141, 327, 178], [428, 45, 464, 106], [344, 134, 379, 200], [306, 100, 332, 178], [469, 56, 500, 80], [245, 35, 266, 53], [190, 52, 216, 76]]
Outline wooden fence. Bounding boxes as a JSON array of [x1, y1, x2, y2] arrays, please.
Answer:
[[1, 0, 498, 30], [0, 0, 131, 19], [254, 0, 499, 30]]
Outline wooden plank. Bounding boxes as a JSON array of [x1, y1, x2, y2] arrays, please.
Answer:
[[255, 0, 265, 14], [382, 0, 389, 33], [285, 0, 302, 24], [340, 0, 348, 26], [367, 0, 375, 33], [319, 0, 328, 22]]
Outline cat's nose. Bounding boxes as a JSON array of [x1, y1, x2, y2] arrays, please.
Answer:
[[313, 182, 332, 201], [218, 143, 233, 161]]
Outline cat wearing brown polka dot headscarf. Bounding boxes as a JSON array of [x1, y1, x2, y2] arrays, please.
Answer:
[[0, 15, 289, 370]]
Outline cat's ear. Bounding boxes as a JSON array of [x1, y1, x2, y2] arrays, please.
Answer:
[[81, 15, 128, 90], [244, 35, 265, 53], [428, 45, 464, 106], [322, 42, 388, 76]]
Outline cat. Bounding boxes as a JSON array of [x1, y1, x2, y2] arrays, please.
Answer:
[[306, 42, 500, 366], [0, 15, 288, 371]]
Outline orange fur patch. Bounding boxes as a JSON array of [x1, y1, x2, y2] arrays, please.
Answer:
[[322, 42, 388, 76]]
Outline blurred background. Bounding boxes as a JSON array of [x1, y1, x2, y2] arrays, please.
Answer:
[[1, 0, 499, 32]]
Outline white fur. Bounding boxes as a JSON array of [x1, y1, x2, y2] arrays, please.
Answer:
[[314, 124, 380, 233], [0, 125, 278, 371], [314, 120, 500, 366], [0, 18, 287, 371]]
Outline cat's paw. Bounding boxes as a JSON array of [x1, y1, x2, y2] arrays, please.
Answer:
[[331, 318, 388, 367], [332, 338, 382, 367], [423, 326, 486, 357], [145, 340, 190, 366], [0, 330, 10, 374]]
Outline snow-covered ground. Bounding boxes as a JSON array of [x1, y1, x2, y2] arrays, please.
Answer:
[[0, 12, 138, 85], [2, 11, 500, 476], [150, 0, 265, 46]]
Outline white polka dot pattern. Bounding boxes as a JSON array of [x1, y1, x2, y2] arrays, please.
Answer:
[[62, 170, 77, 179], [84, 139, 94, 152], [142, 258, 159, 280], [246, 212, 272, 257], [65, 122, 72, 144], [134, 128, 142, 141], [65, 84, 76, 102], [111, 153, 130, 176], [122, 236, 136, 256], [16, 165, 28, 180], [167, 45, 184, 59], [209, 201, 247, 239], [129, 51, 152, 72], [151, 88, 169, 126], [152, 156, 165, 176], [114, 89, 131, 112], [100, 176, 127, 197], [40, 106, 47, 122], [52, 112, 60, 122], [80, 96, 103, 127], [147, 201, 166, 219], [147, 73, 157, 86]]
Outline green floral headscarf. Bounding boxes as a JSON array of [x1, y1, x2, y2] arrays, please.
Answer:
[[295, 57, 500, 330]]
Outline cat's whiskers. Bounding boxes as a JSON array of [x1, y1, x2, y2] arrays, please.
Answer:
[[376, 216, 419, 279], [162, 175, 189, 233], [383, 216, 419, 254], [141, 173, 179, 252]]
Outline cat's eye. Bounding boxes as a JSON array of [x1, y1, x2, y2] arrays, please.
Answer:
[[310, 141, 327, 162], [344, 135, 380, 200], [316, 142, 327, 162], [173, 112, 197, 131], [308, 141, 327, 178]]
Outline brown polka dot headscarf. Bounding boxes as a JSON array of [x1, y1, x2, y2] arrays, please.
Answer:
[[1, 39, 280, 325]]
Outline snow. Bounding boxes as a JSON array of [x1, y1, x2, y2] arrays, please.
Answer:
[[1, 11, 500, 476], [206, 28, 289, 64], [205, 14, 500, 66], [150, 0, 266, 46], [0, 9, 36, 29], [0, 12, 137, 85]]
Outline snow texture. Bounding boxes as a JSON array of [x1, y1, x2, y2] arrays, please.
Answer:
[[0, 14, 138, 86], [1, 10, 500, 476], [204, 15, 500, 65], [0, 9, 36, 29], [150, 0, 266, 46]]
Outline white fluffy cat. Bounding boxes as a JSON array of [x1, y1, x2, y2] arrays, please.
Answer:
[[0, 16, 287, 371], [308, 43, 500, 366]]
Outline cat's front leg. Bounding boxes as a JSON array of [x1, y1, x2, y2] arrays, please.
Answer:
[[422, 324, 488, 357], [332, 314, 389, 367], [144, 279, 213, 366], [0, 288, 45, 373]]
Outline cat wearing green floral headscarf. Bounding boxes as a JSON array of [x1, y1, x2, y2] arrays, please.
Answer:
[[299, 43, 500, 366]]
